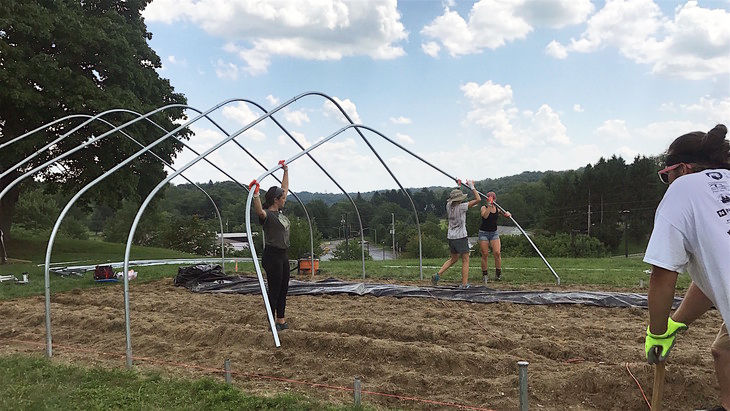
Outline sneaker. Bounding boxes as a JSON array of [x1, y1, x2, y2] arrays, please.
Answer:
[[275, 322, 289, 331], [459, 283, 471, 289], [431, 273, 440, 286]]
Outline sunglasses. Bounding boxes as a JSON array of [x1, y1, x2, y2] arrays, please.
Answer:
[[657, 163, 689, 184]]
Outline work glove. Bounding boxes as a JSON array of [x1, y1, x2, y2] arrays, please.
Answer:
[[645, 317, 688, 364], [278, 160, 288, 171], [248, 180, 260, 197], [466, 179, 475, 190]]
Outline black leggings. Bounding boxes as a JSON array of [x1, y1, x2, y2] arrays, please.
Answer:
[[262, 247, 290, 319]]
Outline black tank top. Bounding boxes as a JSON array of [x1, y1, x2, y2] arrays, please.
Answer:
[[480, 208, 498, 232]]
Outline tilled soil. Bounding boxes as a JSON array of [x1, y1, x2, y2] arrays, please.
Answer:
[[0, 278, 722, 410]]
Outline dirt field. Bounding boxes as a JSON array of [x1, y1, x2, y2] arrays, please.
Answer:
[[0, 278, 723, 410]]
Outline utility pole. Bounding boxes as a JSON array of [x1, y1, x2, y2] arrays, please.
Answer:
[[587, 188, 591, 236], [391, 213, 396, 259], [621, 210, 631, 258], [600, 194, 603, 224]]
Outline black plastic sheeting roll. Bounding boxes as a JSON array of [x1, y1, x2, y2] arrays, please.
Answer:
[[179, 272, 682, 309]]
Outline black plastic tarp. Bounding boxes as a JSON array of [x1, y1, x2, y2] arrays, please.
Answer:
[[179, 273, 681, 309]]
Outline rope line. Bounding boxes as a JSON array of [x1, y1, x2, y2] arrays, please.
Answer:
[[1, 338, 495, 411], [625, 362, 651, 409]]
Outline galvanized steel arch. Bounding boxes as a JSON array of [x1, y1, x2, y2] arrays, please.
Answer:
[[0, 101, 315, 358], [121, 92, 429, 366], [235, 98, 366, 278]]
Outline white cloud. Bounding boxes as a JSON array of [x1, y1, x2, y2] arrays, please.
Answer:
[[395, 133, 415, 145], [616, 146, 639, 160], [285, 109, 310, 126], [144, 0, 408, 75], [681, 95, 730, 123], [266, 95, 280, 107], [461, 80, 570, 147], [389, 116, 412, 125], [167, 55, 187, 65], [421, 0, 593, 56], [323, 96, 362, 124], [549, 0, 730, 80], [214, 59, 240, 80], [545, 40, 568, 59], [421, 41, 441, 57], [595, 119, 631, 140], [221, 102, 267, 141], [573, 104, 584, 112]]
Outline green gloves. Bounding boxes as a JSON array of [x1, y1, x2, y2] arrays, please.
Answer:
[[645, 318, 688, 364]]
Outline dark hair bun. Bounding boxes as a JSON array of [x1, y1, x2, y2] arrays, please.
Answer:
[[701, 124, 729, 167], [708, 124, 727, 138]]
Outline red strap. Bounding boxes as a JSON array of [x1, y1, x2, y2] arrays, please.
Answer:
[[248, 179, 257, 189], [278, 160, 286, 166]]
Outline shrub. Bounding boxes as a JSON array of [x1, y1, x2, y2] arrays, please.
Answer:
[[491, 233, 607, 258], [332, 240, 372, 261], [405, 234, 447, 258]]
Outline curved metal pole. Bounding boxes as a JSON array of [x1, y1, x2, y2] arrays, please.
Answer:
[[32, 114, 226, 268], [309, 92, 420, 279], [122, 94, 438, 362], [121, 92, 430, 359], [92, 115, 226, 269], [0, 114, 90, 150], [349, 126, 561, 285], [240, 99, 363, 278], [123, 96, 321, 360], [1, 103, 316, 269], [31, 102, 310, 360]]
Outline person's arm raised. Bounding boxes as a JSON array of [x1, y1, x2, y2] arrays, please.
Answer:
[[466, 180, 481, 207], [250, 181, 266, 220]]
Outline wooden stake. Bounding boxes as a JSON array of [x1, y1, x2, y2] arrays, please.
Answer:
[[651, 361, 666, 411]]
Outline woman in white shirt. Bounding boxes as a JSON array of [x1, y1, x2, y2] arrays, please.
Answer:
[[644, 124, 729, 410]]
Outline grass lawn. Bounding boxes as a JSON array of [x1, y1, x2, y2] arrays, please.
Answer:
[[0, 234, 200, 300], [0, 354, 357, 410], [228, 255, 691, 290], [1, 233, 691, 301]]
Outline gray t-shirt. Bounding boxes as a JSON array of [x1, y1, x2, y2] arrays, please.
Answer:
[[447, 202, 469, 239], [259, 209, 290, 249]]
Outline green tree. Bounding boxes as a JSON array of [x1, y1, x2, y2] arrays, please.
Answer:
[[287, 215, 323, 259], [0, 0, 189, 240]]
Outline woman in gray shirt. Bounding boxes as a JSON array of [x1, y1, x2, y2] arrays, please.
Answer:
[[432, 180, 481, 288], [253, 163, 291, 331]]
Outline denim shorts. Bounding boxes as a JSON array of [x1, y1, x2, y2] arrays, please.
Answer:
[[478, 230, 499, 242]]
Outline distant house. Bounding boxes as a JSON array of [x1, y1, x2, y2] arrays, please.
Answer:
[[216, 232, 258, 251]]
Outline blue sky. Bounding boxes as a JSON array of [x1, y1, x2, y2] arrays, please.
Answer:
[[142, 0, 730, 192]]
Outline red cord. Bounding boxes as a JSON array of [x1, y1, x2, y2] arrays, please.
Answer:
[[625, 362, 651, 409]]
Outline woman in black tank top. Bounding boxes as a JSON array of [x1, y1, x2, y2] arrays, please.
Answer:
[[478, 192, 511, 283]]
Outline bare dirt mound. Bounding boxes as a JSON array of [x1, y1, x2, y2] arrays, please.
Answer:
[[0, 279, 722, 410]]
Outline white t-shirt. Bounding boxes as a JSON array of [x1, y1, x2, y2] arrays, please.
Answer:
[[644, 169, 730, 324], [447, 202, 469, 239]]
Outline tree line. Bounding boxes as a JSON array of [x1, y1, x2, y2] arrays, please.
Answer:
[[8, 154, 666, 258]]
